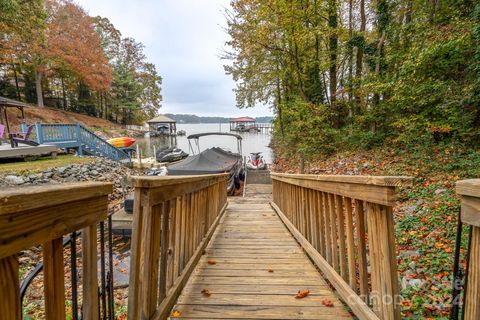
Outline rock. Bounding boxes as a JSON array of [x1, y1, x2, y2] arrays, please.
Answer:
[[64, 176, 77, 182], [5, 175, 24, 185], [44, 172, 54, 178], [416, 199, 424, 206], [90, 170, 99, 176], [57, 166, 68, 174], [435, 188, 447, 195]]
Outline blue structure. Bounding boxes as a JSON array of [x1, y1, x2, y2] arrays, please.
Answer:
[[21, 123, 131, 165]]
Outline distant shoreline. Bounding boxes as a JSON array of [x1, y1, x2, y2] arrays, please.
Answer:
[[165, 114, 274, 124]]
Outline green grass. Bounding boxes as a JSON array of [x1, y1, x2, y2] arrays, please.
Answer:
[[0, 155, 94, 175]]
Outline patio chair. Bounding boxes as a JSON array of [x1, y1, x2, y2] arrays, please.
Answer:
[[10, 124, 39, 147], [0, 124, 5, 145]]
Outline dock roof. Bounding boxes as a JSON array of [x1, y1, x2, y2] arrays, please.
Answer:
[[230, 116, 255, 123], [147, 115, 176, 123]]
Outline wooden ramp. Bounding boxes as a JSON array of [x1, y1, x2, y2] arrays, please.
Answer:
[[170, 185, 353, 319]]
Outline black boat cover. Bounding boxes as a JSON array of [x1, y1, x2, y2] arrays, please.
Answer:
[[168, 147, 241, 175]]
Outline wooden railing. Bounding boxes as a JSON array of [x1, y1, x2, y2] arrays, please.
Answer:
[[0, 182, 112, 320], [21, 123, 131, 163], [456, 179, 480, 320], [271, 173, 413, 320], [127, 174, 228, 320]]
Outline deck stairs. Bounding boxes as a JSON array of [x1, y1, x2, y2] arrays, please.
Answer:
[[22, 123, 131, 164]]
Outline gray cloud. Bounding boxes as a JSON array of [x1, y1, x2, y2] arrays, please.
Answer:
[[77, 0, 273, 117]]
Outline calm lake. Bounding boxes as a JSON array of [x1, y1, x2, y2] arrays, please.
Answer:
[[135, 123, 274, 163]]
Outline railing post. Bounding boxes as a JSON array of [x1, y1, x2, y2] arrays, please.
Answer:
[[457, 180, 480, 319], [366, 203, 401, 320], [34, 123, 43, 144], [76, 124, 83, 156], [0, 255, 20, 320]]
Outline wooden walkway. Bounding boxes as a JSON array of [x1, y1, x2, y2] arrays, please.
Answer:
[[170, 185, 352, 319]]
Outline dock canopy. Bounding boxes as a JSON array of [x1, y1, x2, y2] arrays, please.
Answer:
[[147, 115, 176, 135], [229, 116, 256, 131], [230, 116, 255, 123]]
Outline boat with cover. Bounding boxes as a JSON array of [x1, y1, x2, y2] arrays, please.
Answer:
[[167, 132, 244, 195]]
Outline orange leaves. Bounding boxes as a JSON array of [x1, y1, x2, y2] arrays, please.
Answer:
[[207, 260, 216, 265], [321, 298, 334, 307], [295, 289, 310, 299], [201, 289, 211, 297], [171, 309, 182, 317]]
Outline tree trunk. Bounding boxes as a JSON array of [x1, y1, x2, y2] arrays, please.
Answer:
[[328, 0, 338, 124], [35, 69, 44, 107], [61, 77, 67, 110], [11, 64, 21, 101], [348, 0, 354, 119], [355, 0, 366, 114]]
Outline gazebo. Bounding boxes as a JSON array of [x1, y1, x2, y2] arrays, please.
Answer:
[[229, 116, 256, 132], [147, 115, 176, 136], [0, 96, 27, 134]]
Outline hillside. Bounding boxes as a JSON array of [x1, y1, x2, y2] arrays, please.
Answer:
[[6, 105, 127, 138]]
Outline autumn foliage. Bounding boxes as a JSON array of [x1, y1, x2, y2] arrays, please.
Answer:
[[0, 0, 161, 124]]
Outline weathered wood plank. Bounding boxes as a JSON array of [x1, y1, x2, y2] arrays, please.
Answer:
[[0, 182, 112, 214], [0, 196, 108, 259], [82, 225, 99, 320], [43, 238, 66, 320], [271, 175, 401, 206], [0, 255, 20, 320], [270, 173, 413, 187]]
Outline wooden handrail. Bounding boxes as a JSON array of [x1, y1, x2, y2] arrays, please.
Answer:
[[271, 173, 412, 320], [0, 182, 112, 320], [271, 172, 413, 186], [127, 173, 228, 320], [457, 179, 480, 319]]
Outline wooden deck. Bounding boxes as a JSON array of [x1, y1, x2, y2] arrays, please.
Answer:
[[170, 185, 352, 319], [0, 142, 57, 159]]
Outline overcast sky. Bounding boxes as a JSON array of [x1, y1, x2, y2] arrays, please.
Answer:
[[76, 0, 272, 117]]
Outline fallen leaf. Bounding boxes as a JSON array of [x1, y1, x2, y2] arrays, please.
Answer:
[[171, 309, 182, 317], [201, 289, 211, 297], [207, 260, 216, 265], [268, 269, 274, 273], [321, 298, 334, 307], [295, 289, 310, 299]]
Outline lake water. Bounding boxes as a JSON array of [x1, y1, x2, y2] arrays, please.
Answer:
[[135, 123, 273, 163]]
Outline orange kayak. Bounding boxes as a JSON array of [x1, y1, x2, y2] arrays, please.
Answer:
[[107, 137, 136, 148]]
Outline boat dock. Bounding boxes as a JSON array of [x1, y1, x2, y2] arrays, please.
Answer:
[[18, 173, 480, 320]]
